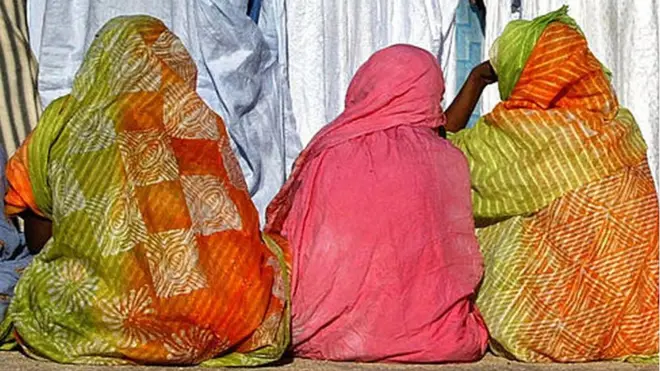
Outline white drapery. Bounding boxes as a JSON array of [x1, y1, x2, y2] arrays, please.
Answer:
[[27, 0, 301, 223], [482, 0, 660, 188], [285, 0, 461, 146]]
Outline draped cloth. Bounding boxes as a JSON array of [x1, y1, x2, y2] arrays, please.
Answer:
[[451, 8, 659, 362], [1, 16, 289, 366], [266, 45, 488, 362], [26, 0, 301, 224], [0, 0, 41, 155], [481, 0, 660, 190]]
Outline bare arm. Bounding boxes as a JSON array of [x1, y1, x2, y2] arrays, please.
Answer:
[[445, 61, 497, 133]]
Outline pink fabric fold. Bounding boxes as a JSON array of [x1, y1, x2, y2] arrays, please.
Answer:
[[266, 44, 488, 362]]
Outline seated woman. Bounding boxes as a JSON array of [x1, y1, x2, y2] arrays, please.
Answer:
[[266, 45, 489, 362], [1, 16, 289, 366], [449, 6, 659, 363]]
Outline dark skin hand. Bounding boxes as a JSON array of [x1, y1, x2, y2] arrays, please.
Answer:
[[444, 60, 498, 133], [20, 209, 52, 254]]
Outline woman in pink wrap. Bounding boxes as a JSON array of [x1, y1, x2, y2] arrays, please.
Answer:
[[266, 45, 489, 362]]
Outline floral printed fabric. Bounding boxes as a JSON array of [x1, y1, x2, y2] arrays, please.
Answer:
[[1, 16, 289, 366]]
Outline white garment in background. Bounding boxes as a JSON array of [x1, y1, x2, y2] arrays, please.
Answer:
[[27, 0, 301, 224], [482, 0, 660, 188], [286, 0, 460, 146]]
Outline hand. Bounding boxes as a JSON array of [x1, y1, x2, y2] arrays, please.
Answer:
[[470, 60, 498, 88]]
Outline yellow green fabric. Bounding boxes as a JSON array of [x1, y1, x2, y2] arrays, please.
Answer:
[[450, 9, 659, 363], [490, 5, 579, 100], [1, 16, 291, 366]]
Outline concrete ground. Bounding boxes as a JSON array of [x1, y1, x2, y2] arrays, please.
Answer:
[[1, 352, 657, 371]]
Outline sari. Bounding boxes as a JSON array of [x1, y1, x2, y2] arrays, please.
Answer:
[[1, 16, 289, 366], [450, 7, 659, 363], [266, 45, 488, 362]]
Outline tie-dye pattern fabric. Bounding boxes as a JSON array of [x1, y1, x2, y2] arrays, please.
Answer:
[[0, 16, 289, 366], [450, 12, 659, 363]]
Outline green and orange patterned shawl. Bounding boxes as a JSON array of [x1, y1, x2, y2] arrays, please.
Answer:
[[1, 16, 290, 366], [450, 7, 658, 362]]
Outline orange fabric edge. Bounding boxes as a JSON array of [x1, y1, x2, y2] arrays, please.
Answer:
[[4, 136, 43, 218]]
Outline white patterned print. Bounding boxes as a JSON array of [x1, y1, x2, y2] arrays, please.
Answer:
[[266, 257, 286, 302], [71, 337, 117, 359], [99, 286, 158, 348], [67, 109, 117, 155], [144, 229, 207, 298], [163, 83, 219, 140], [87, 185, 147, 257], [71, 40, 103, 101], [48, 161, 86, 221], [117, 130, 179, 187], [47, 259, 99, 313], [219, 135, 248, 191], [151, 32, 197, 89], [105, 28, 162, 95], [181, 175, 242, 236], [13, 308, 71, 353], [249, 313, 282, 348], [164, 326, 229, 363]]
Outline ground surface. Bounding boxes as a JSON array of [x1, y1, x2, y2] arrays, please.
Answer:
[[2, 352, 657, 371]]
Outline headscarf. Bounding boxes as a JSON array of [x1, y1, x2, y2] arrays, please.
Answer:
[[2, 16, 289, 366], [265, 45, 487, 362], [450, 8, 648, 221], [267, 44, 446, 229]]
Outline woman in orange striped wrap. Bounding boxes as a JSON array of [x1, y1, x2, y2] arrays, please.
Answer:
[[449, 7, 659, 363]]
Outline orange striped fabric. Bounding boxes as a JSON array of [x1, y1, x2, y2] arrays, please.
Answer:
[[477, 161, 658, 362], [451, 23, 648, 221], [451, 20, 659, 362]]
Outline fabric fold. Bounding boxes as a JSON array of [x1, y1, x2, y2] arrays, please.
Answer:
[[2, 16, 290, 366]]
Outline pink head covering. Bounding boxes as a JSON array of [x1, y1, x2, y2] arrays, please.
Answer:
[[265, 44, 486, 362], [267, 45, 447, 229], [307, 44, 445, 156]]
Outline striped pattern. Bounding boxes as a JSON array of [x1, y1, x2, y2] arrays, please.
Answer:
[[452, 19, 659, 362], [476, 161, 658, 362], [0, 0, 40, 155], [450, 23, 648, 220], [489, 5, 581, 101], [2, 17, 289, 366]]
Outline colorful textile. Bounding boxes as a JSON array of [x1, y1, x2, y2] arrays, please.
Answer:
[[477, 162, 659, 362], [450, 11, 659, 363], [0, 0, 42, 155], [27, 0, 302, 224], [266, 45, 488, 362], [1, 16, 289, 366], [0, 146, 31, 322], [488, 6, 580, 101], [451, 14, 648, 221]]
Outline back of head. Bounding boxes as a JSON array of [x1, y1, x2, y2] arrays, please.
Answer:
[[303, 44, 446, 158], [345, 44, 445, 114]]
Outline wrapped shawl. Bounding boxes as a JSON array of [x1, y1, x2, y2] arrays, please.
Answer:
[[1, 16, 289, 366], [266, 45, 488, 362], [451, 7, 659, 362]]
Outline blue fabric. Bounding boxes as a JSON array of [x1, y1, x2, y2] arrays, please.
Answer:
[[0, 147, 32, 320], [455, 0, 485, 128], [248, 0, 261, 23]]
